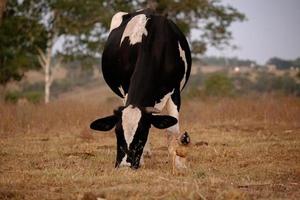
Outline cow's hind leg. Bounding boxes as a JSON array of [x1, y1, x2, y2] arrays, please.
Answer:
[[166, 89, 189, 174]]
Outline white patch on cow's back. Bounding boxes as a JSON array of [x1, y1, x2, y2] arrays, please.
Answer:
[[122, 105, 142, 148], [154, 90, 174, 111], [109, 12, 128, 33], [120, 14, 149, 46], [178, 42, 188, 90]]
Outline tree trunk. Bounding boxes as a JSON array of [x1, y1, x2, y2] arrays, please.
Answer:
[[37, 32, 57, 104], [0, 0, 7, 25], [44, 47, 52, 104]]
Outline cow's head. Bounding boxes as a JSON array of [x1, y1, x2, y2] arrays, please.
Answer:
[[90, 105, 177, 169]]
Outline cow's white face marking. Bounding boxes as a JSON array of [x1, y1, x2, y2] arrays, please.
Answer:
[[120, 14, 149, 46], [109, 12, 128, 33], [178, 42, 188, 90], [122, 105, 142, 148]]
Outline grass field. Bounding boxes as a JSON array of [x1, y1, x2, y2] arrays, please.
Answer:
[[0, 94, 299, 199]]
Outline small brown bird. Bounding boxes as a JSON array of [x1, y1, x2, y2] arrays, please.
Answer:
[[169, 132, 190, 175]]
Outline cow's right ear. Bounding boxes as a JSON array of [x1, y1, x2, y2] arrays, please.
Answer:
[[90, 115, 119, 131]]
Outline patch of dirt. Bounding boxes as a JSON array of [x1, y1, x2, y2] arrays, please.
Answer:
[[194, 141, 209, 146], [0, 190, 25, 200], [63, 152, 96, 159]]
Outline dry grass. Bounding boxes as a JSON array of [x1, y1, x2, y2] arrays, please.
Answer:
[[0, 94, 300, 199]]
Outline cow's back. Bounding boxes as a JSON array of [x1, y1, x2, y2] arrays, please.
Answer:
[[102, 10, 191, 102], [102, 10, 153, 98]]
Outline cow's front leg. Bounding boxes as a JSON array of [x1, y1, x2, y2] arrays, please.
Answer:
[[166, 95, 189, 174], [140, 140, 151, 167], [143, 140, 152, 157]]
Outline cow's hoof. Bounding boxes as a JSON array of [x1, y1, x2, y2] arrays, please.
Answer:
[[180, 132, 190, 145]]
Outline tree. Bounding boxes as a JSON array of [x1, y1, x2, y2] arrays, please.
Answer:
[[1, 0, 245, 102], [27, 0, 245, 64], [0, 0, 47, 85], [204, 73, 234, 96], [140, 0, 245, 55], [29, 0, 132, 103], [267, 57, 292, 70], [292, 58, 300, 68]]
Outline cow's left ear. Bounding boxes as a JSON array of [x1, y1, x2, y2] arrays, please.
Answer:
[[90, 115, 119, 131], [150, 115, 177, 129]]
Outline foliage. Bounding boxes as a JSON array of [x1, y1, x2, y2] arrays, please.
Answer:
[[4, 91, 20, 103], [46, 0, 245, 58], [18, 65, 97, 99], [297, 71, 300, 79], [201, 56, 257, 67], [5, 90, 43, 104], [253, 72, 300, 95], [142, 0, 245, 54], [232, 74, 253, 94], [204, 73, 234, 96], [0, 0, 245, 85], [0, 0, 47, 85], [267, 57, 300, 70]]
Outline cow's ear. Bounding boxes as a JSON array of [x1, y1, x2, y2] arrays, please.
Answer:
[[150, 115, 177, 129], [90, 115, 118, 131]]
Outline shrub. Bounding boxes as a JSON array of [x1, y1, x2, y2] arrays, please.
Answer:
[[182, 86, 205, 99], [23, 91, 43, 104], [4, 91, 21, 103], [254, 72, 300, 95], [204, 73, 234, 96], [4, 91, 43, 104]]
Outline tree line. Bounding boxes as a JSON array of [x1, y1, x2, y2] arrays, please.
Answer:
[[267, 57, 300, 70]]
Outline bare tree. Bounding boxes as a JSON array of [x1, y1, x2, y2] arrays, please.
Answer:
[[37, 30, 58, 104]]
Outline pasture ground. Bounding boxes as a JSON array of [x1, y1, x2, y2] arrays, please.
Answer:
[[0, 94, 299, 199]]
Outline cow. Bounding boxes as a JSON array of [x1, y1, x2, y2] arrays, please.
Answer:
[[90, 9, 192, 171]]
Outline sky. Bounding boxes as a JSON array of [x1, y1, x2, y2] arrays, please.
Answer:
[[205, 0, 300, 64]]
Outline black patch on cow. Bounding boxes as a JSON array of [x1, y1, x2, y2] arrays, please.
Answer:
[[90, 115, 118, 131], [151, 115, 178, 129]]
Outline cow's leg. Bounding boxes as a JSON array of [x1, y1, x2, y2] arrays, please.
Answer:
[[165, 89, 181, 136], [142, 91, 174, 162], [165, 90, 188, 174], [143, 140, 152, 157]]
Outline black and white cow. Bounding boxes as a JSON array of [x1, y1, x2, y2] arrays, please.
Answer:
[[90, 9, 191, 169]]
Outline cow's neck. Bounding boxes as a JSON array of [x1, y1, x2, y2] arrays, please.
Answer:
[[126, 62, 157, 107]]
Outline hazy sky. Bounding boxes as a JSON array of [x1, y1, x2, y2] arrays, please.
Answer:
[[206, 0, 300, 64]]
